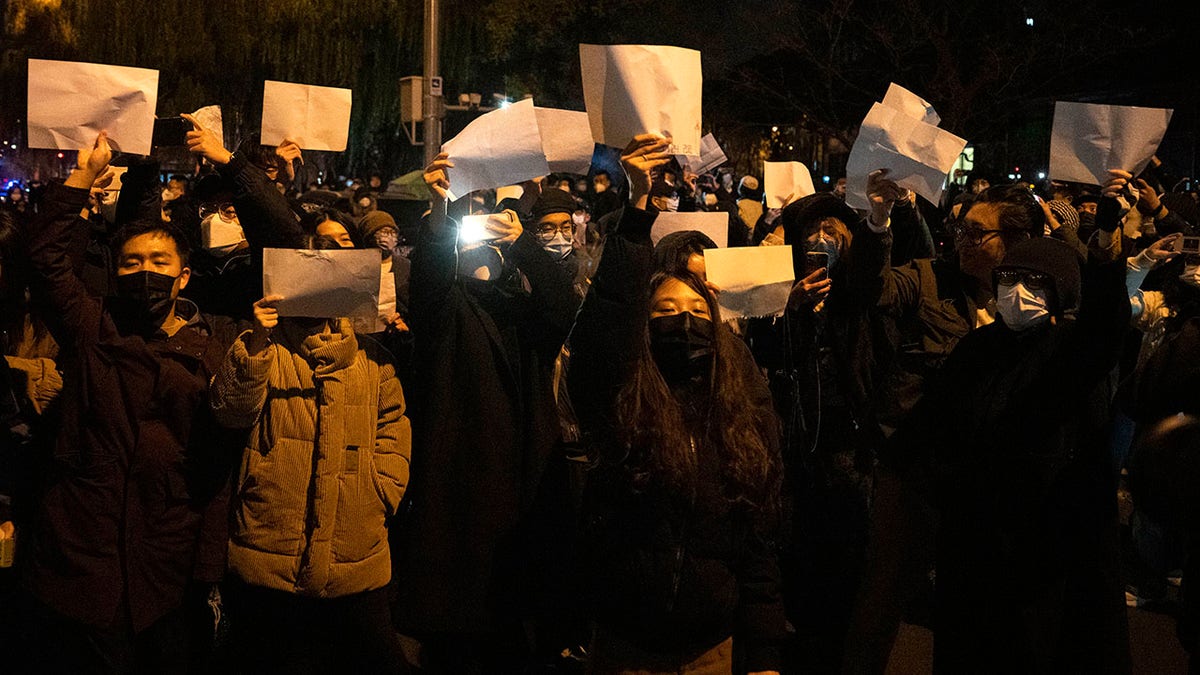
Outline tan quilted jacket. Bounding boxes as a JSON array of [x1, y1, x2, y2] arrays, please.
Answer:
[[210, 319, 410, 597]]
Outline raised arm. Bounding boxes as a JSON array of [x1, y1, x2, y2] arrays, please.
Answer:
[[841, 169, 923, 312], [409, 153, 459, 328], [183, 114, 305, 251], [568, 135, 670, 436], [114, 157, 165, 228], [22, 134, 113, 346]]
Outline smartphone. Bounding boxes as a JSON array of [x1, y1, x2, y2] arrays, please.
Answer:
[[459, 213, 509, 244], [805, 251, 829, 280], [1174, 236, 1200, 254], [152, 117, 191, 147]]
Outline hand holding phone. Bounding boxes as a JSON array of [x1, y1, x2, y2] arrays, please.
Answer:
[[805, 251, 830, 281], [1172, 236, 1200, 254]]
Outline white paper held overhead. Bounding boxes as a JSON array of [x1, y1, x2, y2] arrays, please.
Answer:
[[262, 248, 381, 321], [261, 80, 353, 151], [651, 212, 729, 248], [443, 98, 550, 201], [27, 59, 159, 156], [1049, 101, 1173, 186], [763, 161, 817, 209], [676, 133, 728, 175], [704, 246, 795, 319], [535, 107, 595, 175], [882, 83, 941, 126], [844, 86, 967, 210], [190, 105, 224, 148], [579, 44, 703, 156]]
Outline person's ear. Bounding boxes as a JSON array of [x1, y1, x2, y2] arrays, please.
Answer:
[[177, 266, 191, 292]]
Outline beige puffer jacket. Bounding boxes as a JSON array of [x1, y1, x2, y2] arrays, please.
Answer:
[[210, 319, 410, 597]]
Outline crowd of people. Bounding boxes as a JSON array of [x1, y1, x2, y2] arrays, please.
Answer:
[[1, 93, 1200, 675]]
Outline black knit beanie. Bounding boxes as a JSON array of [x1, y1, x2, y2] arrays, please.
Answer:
[[532, 188, 579, 221], [995, 237, 1082, 317]]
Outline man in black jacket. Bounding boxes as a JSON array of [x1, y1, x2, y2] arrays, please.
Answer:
[[16, 134, 241, 672]]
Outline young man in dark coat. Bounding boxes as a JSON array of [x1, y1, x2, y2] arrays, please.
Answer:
[[16, 134, 241, 672], [396, 154, 577, 672]]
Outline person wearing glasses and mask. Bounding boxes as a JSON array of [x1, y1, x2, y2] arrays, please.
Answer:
[[882, 179, 1132, 673], [843, 171, 1047, 673], [530, 188, 586, 296], [396, 154, 578, 672]]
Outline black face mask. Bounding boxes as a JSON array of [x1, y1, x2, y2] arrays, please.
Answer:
[[555, 250, 580, 280], [649, 312, 716, 383], [1076, 211, 1097, 239], [111, 270, 177, 334]]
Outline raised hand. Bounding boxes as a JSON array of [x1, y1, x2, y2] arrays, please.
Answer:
[[181, 112, 232, 165], [682, 167, 699, 194], [866, 169, 904, 227], [484, 209, 524, 244], [1101, 169, 1134, 200], [66, 133, 112, 190], [248, 294, 283, 355], [276, 139, 303, 181], [424, 152, 454, 200], [1144, 233, 1181, 266], [1135, 178, 1162, 216], [621, 134, 672, 210]]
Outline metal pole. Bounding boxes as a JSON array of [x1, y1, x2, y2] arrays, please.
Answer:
[[422, 0, 441, 168]]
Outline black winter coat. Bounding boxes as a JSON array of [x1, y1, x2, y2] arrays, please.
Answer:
[[396, 213, 577, 632], [568, 206, 786, 672], [890, 252, 1132, 674], [22, 183, 242, 632]]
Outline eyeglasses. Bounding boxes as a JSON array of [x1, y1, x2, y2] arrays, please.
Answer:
[[993, 268, 1052, 291], [535, 223, 574, 241], [952, 223, 1005, 247]]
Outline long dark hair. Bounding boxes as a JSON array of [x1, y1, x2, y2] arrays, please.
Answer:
[[614, 271, 781, 511]]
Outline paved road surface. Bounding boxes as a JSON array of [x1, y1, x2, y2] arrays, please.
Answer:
[[885, 608, 1189, 674]]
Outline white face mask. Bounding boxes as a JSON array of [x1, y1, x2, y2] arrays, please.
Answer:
[[542, 232, 574, 260], [201, 212, 246, 257], [996, 281, 1051, 331], [1177, 262, 1200, 288]]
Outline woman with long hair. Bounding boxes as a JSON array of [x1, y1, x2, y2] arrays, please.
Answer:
[[569, 135, 785, 675]]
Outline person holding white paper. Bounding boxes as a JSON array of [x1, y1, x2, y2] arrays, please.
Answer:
[[183, 115, 312, 320], [568, 134, 785, 675], [744, 191, 876, 672], [395, 150, 578, 671], [837, 170, 1115, 673], [15, 134, 241, 672], [210, 234, 410, 672]]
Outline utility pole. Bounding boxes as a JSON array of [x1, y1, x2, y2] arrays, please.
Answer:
[[422, 0, 441, 168]]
